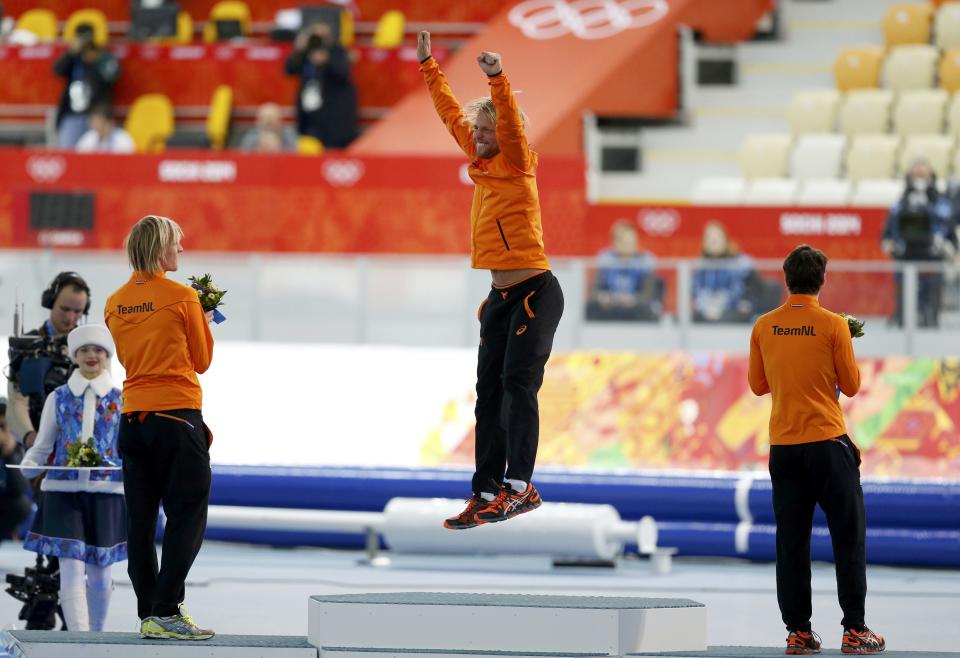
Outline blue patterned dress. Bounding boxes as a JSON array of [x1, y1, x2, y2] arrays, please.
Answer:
[[22, 377, 127, 566]]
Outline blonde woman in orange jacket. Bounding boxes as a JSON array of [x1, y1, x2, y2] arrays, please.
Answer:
[[418, 31, 564, 529], [105, 215, 215, 641]]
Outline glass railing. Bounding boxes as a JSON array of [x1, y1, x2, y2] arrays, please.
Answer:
[[1, 250, 957, 356]]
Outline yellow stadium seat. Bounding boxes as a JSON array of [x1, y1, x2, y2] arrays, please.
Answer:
[[297, 135, 324, 155], [125, 94, 175, 153], [935, 2, 960, 49], [898, 134, 955, 177], [340, 10, 355, 48], [372, 10, 405, 49], [839, 89, 894, 136], [738, 134, 792, 179], [203, 1, 251, 42], [883, 3, 934, 47], [64, 8, 110, 48], [15, 9, 57, 42], [883, 44, 939, 90], [786, 90, 840, 134], [940, 48, 960, 92], [893, 89, 949, 136], [845, 134, 902, 182], [176, 11, 194, 43], [834, 47, 883, 91], [207, 85, 233, 150]]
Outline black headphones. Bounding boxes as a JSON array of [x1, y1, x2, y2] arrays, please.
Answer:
[[41, 271, 91, 315]]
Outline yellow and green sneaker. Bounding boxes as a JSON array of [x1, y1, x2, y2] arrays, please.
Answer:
[[140, 613, 215, 640]]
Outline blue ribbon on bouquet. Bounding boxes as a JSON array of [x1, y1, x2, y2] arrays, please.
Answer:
[[212, 308, 226, 324]]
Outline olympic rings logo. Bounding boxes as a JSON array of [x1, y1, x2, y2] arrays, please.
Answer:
[[508, 0, 669, 41], [322, 159, 365, 187], [26, 155, 66, 183], [638, 208, 680, 236]]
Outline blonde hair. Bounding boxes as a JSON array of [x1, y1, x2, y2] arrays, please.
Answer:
[[463, 96, 529, 129], [125, 215, 183, 274]]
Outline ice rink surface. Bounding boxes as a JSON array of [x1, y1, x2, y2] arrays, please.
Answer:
[[0, 540, 956, 654]]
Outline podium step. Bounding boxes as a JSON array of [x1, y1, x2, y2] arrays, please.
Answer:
[[3, 631, 316, 658], [308, 592, 707, 656]]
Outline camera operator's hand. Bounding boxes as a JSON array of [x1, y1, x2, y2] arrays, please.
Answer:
[[417, 31, 432, 62]]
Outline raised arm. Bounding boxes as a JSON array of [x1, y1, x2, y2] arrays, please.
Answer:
[[418, 31, 475, 158], [478, 51, 534, 172]]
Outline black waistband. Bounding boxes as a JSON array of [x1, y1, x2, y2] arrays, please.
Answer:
[[491, 271, 552, 293]]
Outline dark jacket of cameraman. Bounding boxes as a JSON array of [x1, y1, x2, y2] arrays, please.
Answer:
[[882, 184, 957, 261], [284, 42, 358, 148], [5, 321, 73, 446], [53, 46, 120, 127]]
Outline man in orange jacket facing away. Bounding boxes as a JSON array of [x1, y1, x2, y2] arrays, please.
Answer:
[[418, 31, 564, 529], [749, 245, 885, 655]]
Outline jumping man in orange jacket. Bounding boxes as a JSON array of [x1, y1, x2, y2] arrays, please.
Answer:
[[418, 31, 564, 529]]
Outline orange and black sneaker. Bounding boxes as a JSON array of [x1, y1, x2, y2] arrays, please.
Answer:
[[443, 495, 487, 530], [842, 627, 885, 654], [444, 490, 509, 529], [502, 482, 542, 520], [785, 630, 822, 655]]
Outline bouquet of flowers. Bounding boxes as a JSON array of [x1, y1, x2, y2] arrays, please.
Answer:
[[839, 312, 865, 338], [189, 273, 227, 324], [65, 437, 105, 467]]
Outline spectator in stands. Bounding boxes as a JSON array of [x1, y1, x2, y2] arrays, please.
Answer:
[[76, 104, 135, 154], [692, 221, 762, 324], [881, 157, 957, 327], [285, 22, 358, 149], [239, 103, 297, 152], [586, 220, 661, 322], [53, 25, 120, 149]]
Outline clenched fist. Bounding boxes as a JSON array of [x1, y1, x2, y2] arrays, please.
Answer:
[[417, 30, 432, 62], [477, 51, 502, 76]]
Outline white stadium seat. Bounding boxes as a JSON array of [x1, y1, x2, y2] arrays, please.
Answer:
[[850, 178, 905, 206], [790, 133, 847, 180], [688, 177, 747, 205], [795, 179, 853, 206]]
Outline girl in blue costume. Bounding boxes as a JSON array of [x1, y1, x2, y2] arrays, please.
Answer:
[[22, 324, 126, 631]]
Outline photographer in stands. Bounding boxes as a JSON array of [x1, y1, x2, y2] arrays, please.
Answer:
[[285, 22, 358, 149], [53, 25, 120, 149], [881, 158, 957, 327]]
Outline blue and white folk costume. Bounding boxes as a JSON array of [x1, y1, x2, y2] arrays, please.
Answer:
[[21, 324, 126, 631]]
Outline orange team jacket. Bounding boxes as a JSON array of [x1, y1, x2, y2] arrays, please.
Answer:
[[748, 294, 860, 445], [104, 272, 214, 413], [420, 57, 550, 271]]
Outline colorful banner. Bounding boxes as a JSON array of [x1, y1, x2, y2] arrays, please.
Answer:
[[1, 150, 893, 260], [423, 352, 960, 480]]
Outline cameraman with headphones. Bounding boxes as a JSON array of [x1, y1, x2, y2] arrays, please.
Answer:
[[4, 272, 90, 630], [7, 272, 91, 449], [882, 158, 958, 328]]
